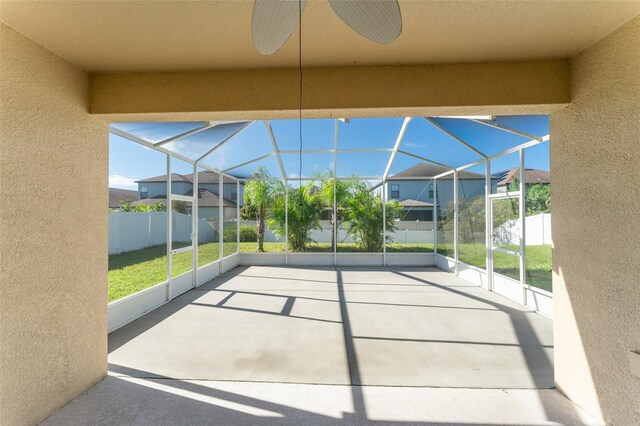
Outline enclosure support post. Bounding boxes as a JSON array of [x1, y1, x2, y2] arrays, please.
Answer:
[[192, 163, 198, 288], [219, 176, 223, 274], [166, 155, 172, 301], [454, 170, 459, 276], [333, 119, 338, 266], [236, 181, 240, 254], [519, 149, 527, 305], [485, 159, 493, 291], [285, 183, 289, 266], [433, 179, 438, 256], [382, 180, 387, 266]]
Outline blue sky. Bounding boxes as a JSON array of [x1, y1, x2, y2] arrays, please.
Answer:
[[109, 116, 550, 189]]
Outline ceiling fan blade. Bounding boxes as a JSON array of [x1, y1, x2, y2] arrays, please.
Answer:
[[252, 0, 307, 55], [328, 0, 402, 44]]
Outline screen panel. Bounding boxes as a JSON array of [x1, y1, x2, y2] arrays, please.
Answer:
[[336, 151, 389, 178], [281, 152, 334, 179], [457, 163, 487, 269], [162, 121, 252, 161], [199, 122, 273, 172], [112, 122, 206, 144], [271, 119, 335, 151], [337, 117, 404, 150], [400, 118, 482, 168], [429, 117, 530, 157], [524, 141, 552, 292]]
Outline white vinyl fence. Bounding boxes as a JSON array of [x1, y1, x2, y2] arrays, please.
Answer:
[[494, 213, 552, 246], [111, 215, 438, 255], [239, 220, 435, 245], [109, 212, 216, 255]]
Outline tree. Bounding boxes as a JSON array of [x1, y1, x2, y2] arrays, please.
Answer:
[[525, 183, 550, 215], [455, 196, 485, 244], [316, 172, 360, 251], [343, 183, 403, 252], [240, 204, 258, 220], [243, 166, 280, 252], [267, 183, 323, 251], [508, 178, 551, 215], [171, 200, 189, 214]]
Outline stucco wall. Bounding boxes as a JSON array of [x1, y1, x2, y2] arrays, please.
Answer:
[[91, 60, 570, 119], [0, 24, 108, 425], [550, 16, 640, 424]]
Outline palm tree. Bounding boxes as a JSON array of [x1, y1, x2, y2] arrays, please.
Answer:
[[267, 183, 323, 251], [343, 183, 402, 252], [243, 167, 279, 252], [316, 172, 360, 251]]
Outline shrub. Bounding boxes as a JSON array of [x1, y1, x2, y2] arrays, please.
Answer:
[[239, 225, 258, 242], [343, 184, 402, 252], [223, 226, 237, 243], [267, 183, 323, 252]]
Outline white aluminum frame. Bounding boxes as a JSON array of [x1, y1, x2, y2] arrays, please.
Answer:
[[218, 174, 224, 274], [333, 119, 339, 265], [166, 154, 172, 301], [109, 116, 553, 332], [193, 163, 198, 288]]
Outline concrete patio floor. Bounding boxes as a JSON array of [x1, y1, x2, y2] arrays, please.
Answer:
[[45, 266, 601, 424], [108, 266, 553, 388]]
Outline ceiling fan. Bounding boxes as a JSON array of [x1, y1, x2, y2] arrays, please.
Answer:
[[252, 0, 402, 55]]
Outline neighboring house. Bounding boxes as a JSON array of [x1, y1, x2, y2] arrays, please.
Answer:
[[132, 171, 242, 220], [109, 187, 137, 210], [494, 167, 550, 192], [385, 163, 498, 220]]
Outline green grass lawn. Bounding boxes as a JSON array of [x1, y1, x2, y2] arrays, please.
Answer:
[[109, 241, 551, 302], [108, 242, 237, 302], [436, 243, 552, 291]]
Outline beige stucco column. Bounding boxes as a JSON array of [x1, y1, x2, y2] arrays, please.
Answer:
[[0, 24, 108, 425], [550, 15, 640, 425]]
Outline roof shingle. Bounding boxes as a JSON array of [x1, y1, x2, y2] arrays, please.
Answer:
[[136, 171, 239, 184], [109, 187, 137, 208], [390, 163, 484, 180], [131, 189, 236, 208], [495, 168, 550, 186]]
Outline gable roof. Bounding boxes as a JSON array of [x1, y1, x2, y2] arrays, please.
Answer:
[[398, 199, 434, 208], [192, 188, 237, 208], [495, 168, 550, 186], [130, 189, 236, 208], [109, 187, 137, 208], [391, 163, 484, 180], [136, 170, 239, 184]]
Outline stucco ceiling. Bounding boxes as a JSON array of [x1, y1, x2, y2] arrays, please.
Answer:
[[1, 0, 639, 72]]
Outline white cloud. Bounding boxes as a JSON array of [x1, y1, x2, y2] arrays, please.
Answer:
[[109, 174, 138, 190]]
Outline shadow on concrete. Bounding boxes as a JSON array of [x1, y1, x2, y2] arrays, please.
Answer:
[[390, 270, 565, 423], [48, 369, 590, 425], [102, 265, 566, 424]]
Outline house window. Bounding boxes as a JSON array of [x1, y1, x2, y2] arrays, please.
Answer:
[[390, 184, 399, 199], [429, 188, 434, 198], [140, 186, 148, 199], [230, 186, 238, 201]]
